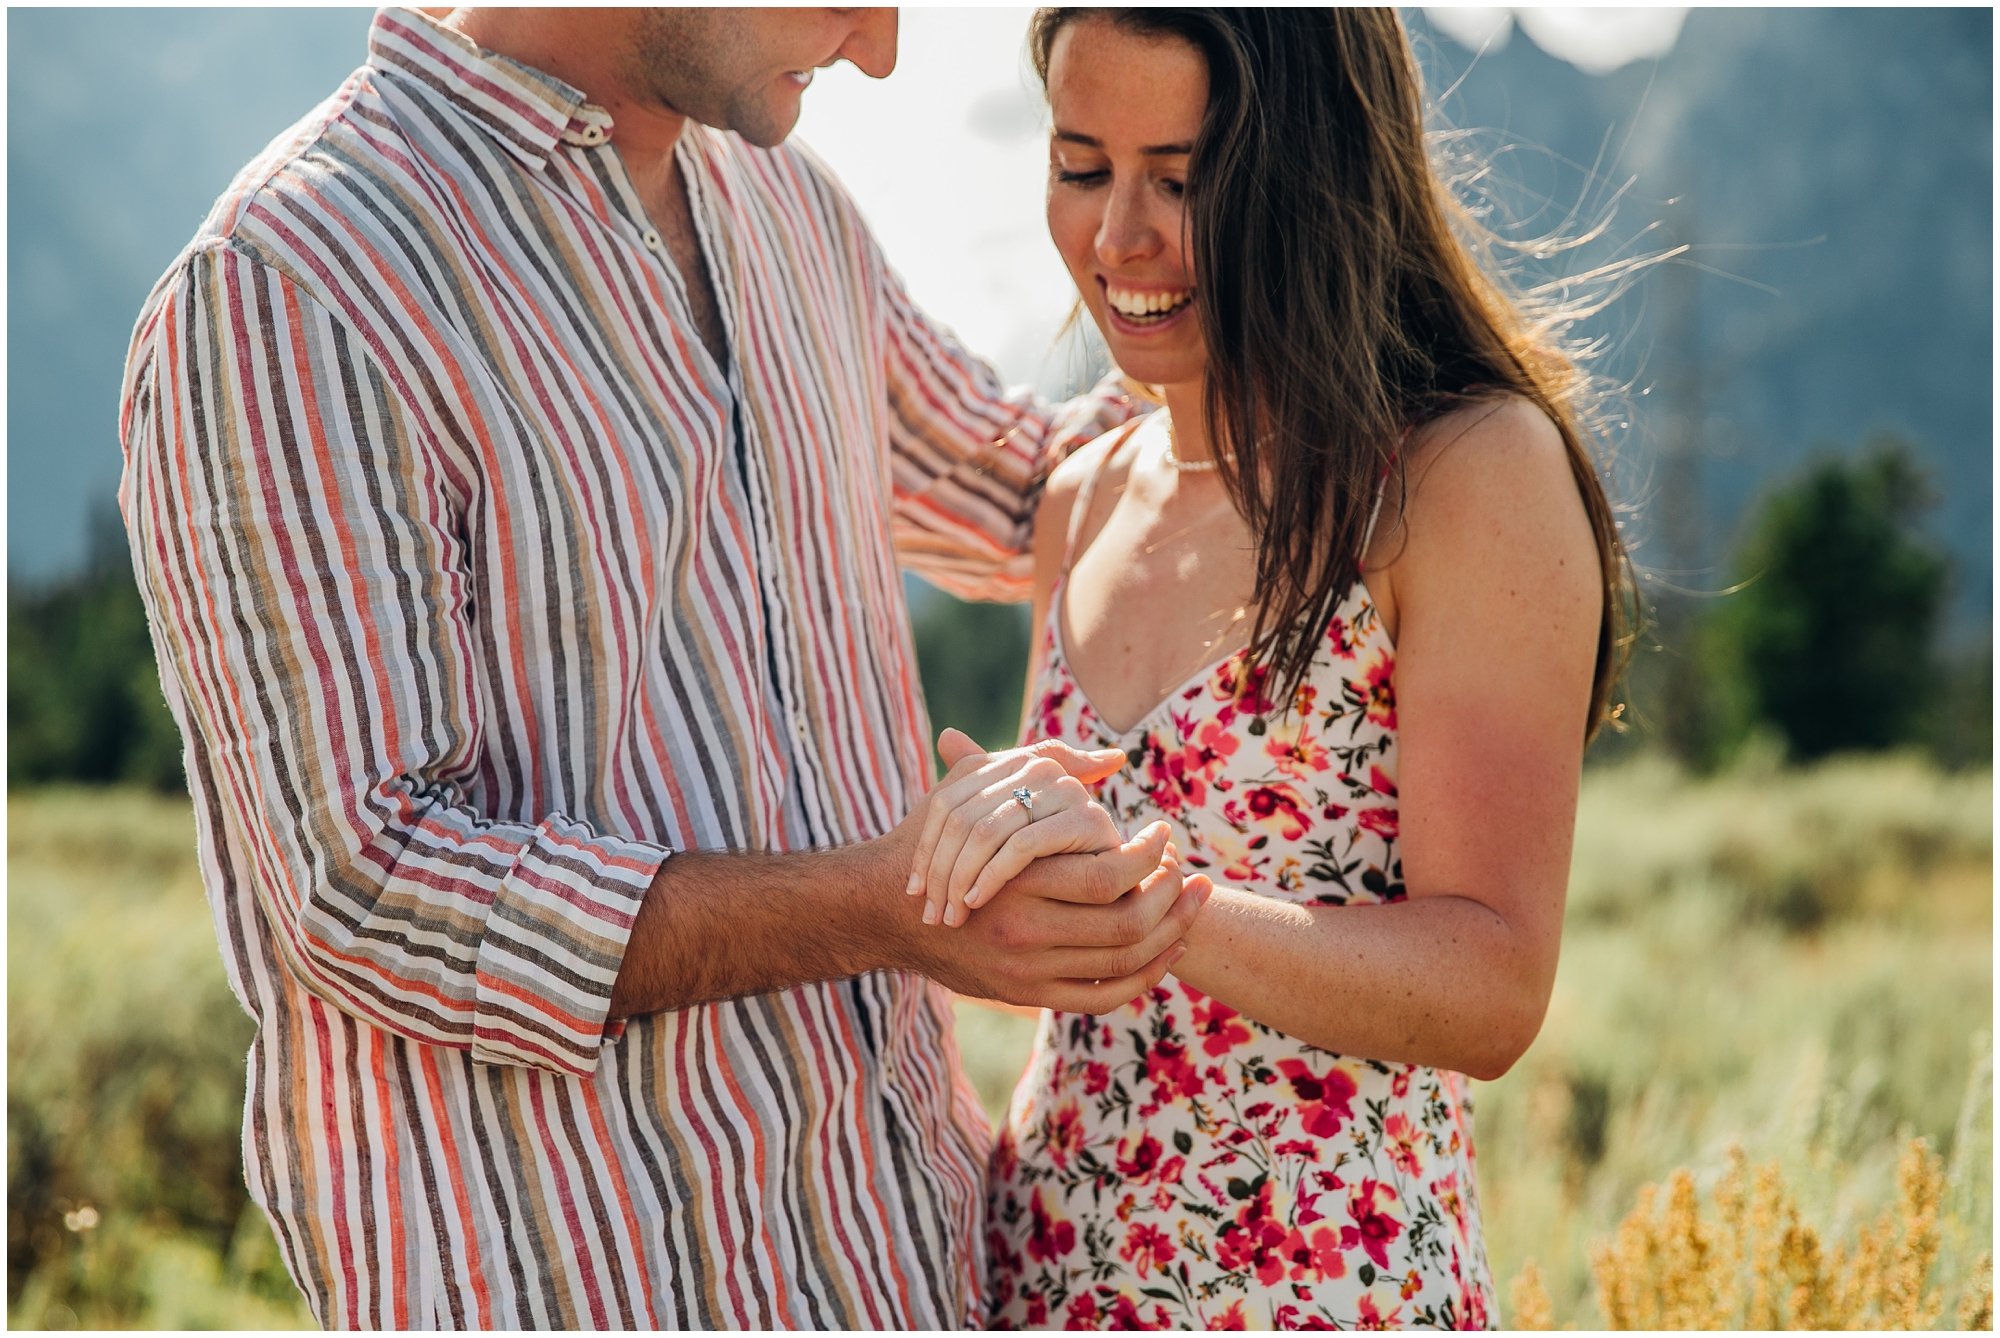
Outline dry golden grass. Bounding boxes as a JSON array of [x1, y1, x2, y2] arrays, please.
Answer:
[[1507, 1139, 1991, 1330]]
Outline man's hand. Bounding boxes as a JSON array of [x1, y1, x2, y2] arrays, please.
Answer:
[[899, 822, 1212, 1015], [610, 729, 1207, 1020], [865, 728, 1211, 1013]]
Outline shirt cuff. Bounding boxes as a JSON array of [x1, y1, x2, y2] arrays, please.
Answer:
[[469, 814, 669, 1075]]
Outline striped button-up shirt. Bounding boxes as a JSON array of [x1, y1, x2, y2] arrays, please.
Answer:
[[119, 9, 1125, 1328]]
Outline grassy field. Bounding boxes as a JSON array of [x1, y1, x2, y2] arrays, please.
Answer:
[[8, 751, 1991, 1328]]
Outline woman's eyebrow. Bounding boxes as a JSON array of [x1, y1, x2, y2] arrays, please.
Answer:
[[1052, 129, 1193, 155]]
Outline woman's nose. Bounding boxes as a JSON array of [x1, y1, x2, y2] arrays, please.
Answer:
[[1094, 187, 1158, 267]]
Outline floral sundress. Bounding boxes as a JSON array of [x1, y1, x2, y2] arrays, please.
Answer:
[[985, 435, 1496, 1331]]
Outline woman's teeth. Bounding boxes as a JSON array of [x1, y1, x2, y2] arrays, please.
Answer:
[[1105, 286, 1194, 321]]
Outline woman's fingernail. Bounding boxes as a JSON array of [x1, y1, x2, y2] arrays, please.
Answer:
[[905, 873, 921, 896], [922, 902, 938, 925], [1168, 943, 1190, 968]]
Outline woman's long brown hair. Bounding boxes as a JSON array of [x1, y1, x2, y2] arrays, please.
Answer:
[[1030, 7, 1643, 741]]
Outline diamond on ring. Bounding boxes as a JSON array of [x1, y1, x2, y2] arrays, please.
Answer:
[[1012, 786, 1035, 817]]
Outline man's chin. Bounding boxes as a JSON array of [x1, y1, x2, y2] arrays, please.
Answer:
[[724, 91, 804, 149]]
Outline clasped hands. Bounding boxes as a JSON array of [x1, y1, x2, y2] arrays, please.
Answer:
[[881, 727, 1212, 1015]]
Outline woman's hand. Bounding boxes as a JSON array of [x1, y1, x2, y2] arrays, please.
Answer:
[[908, 727, 1130, 928]]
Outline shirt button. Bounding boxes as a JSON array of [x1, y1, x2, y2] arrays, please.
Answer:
[[642, 229, 663, 251], [578, 125, 606, 145]]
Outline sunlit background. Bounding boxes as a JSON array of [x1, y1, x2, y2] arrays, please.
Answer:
[[8, 7, 1991, 1330]]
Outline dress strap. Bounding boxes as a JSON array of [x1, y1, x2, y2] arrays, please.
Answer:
[[1359, 425, 1412, 559], [1058, 417, 1147, 579]]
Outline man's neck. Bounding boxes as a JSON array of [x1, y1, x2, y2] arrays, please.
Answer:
[[440, 8, 688, 159]]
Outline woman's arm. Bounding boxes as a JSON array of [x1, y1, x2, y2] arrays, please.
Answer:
[[1169, 399, 1600, 1080]]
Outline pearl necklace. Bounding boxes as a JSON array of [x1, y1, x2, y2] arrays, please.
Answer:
[[1162, 414, 1232, 474]]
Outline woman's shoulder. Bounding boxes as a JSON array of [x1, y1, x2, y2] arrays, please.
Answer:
[[1403, 393, 1568, 484], [1031, 416, 1149, 596], [1041, 416, 1148, 532], [1369, 393, 1593, 628]]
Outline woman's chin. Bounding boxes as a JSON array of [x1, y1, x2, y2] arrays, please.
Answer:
[[1106, 353, 1203, 393]]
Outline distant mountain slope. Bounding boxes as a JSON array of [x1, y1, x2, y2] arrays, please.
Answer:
[[8, 7, 370, 584], [10, 9, 1991, 637], [1406, 7, 1992, 632]]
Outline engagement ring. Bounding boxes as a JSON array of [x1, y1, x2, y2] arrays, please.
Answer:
[[1012, 786, 1035, 817]]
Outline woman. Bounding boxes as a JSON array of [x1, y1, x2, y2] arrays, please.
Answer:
[[909, 8, 1635, 1329]]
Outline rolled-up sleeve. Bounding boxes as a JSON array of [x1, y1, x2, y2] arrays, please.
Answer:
[[120, 242, 668, 1076], [876, 254, 1138, 603]]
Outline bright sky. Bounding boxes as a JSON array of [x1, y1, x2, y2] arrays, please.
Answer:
[[793, 7, 1691, 389], [1424, 7, 1690, 76], [795, 7, 1068, 389]]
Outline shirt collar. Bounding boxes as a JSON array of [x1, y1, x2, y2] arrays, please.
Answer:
[[364, 8, 616, 160]]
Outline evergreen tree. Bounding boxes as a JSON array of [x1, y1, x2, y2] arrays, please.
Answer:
[[1705, 438, 1950, 761], [8, 507, 185, 791]]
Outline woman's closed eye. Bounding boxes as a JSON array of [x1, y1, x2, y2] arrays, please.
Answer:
[[1051, 167, 1185, 198]]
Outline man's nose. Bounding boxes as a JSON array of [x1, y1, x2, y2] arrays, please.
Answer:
[[836, 8, 898, 79]]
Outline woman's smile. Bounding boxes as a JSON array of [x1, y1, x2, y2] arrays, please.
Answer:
[[1100, 278, 1198, 336]]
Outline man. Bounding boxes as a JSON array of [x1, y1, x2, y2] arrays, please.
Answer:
[[119, 8, 1206, 1328]]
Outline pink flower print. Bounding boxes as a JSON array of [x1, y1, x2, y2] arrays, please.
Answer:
[[1214, 1181, 1293, 1287], [1356, 806, 1399, 840], [1383, 1113, 1422, 1175], [1433, 1170, 1467, 1232], [1044, 1101, 1086, 1169], [1265, 723, 1331, 780], [1355, 1293, 1405, 1330], [1277, 1057, 1359, 1137], [1205, 1300, 1247, 1330], [1025, 1296, 1048, 1327], [1120, 1221, 1176, 1278], [1191, 995, 1252, 1056], [1115, 1130, 1165, 1181], [1391, 1070, 1410, 1098], [1273, 1139, 1320, 1161], [1210, 657, 1278, 716], [1326, 615, 1357, 660], [1367, 764, 1398, 797], [1083, 1060, 1112, 1096], [1103, 1293, 1149, 1329], [1145, 1039, 1206, 1102], [1293, 680, 1321, 716], [1237, 783, 1311, 841], [1361, 653, 1397, 729], [1026, 1188, 1076, 1264], [1157, 1154, 1186, 1185], [1185, 717, 1241, 777], [1399, 1268, 1424, 1301], [1340, 1179, 1405, 1271], [1284, 1225, 1348, 1284], [991, 1127, 1019, 1182], [1464, 1281, 1490, 1329], [1037, 683, 1074, 743], [1064, 1291, 1099, 1329], [1220, 839, 1271, 885], [1142, 744, 1190, 818], [987, 1225, 1022, 1280]]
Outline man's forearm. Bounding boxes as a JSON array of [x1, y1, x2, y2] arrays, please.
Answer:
[[607, 840, 909, 1019]]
